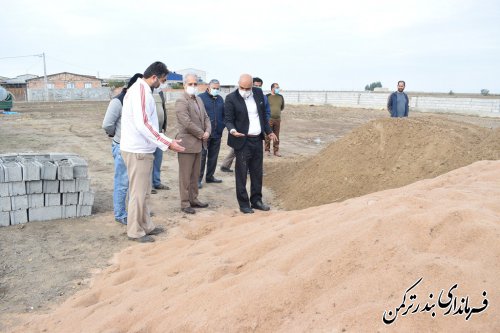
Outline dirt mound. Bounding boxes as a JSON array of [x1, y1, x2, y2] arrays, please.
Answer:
[[266, 117, 500, 210], [9, 161, 500, 332]]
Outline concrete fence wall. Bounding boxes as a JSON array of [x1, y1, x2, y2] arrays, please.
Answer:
[[161, 90, 500, 117], [28, 88, 111, 102]]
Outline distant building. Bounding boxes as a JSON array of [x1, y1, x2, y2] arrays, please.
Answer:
[[176, 68, 206, 83], [0, 74, 39, 101], [26, 72, 110, 101]]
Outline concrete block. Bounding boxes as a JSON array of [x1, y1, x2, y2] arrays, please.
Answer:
[[62, 192, 78, 205], [0, 183, 8, 197], [3, 161, 23, 182], [28, 206, 63, 222], [40, 161, 57, 180], [0, 153, 18, 162], [10, 209, 28, 225], [55, 160, 74, 180], [9, 181, 26, 196], [78, 191, 95, 206], [20, 159, 42, 181], [28, 194, 44, 208], [0, 163, 4, 182], [26, 180, 43, 194], [0, 196, 11, 212], [69, 157, 88, 178], [0, 211, 9, 226], [60, 179, 76, 193], [44, 193, 61, 206], [63, 205, 77, 218], [75, 178, 90, 192], [11, 195, 29, 210], [42, 180, 59, 193], [77, 205, 92, 217]]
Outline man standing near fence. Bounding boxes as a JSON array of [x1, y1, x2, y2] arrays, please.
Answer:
[[387, 80, 409, 117], [265, 83, 285, 157]]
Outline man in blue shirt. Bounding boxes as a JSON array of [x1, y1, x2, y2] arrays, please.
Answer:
[[387, 80, 409, 117]]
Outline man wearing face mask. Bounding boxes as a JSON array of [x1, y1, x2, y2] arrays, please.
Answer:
[[121, 61, 185, 243], [265, 83, 285, 157], [224, 74, 278, 214], [175, 74, 211, 214], [197, 79, 225, 188]]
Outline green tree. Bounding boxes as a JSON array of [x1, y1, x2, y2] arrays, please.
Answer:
[[481, 89, 490, 96], [365, 81, 382, 91]]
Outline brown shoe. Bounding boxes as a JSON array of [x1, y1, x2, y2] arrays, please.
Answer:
[[191, 201, 209, 208], [274, 152, 282, 157], [151, 189, 158, 194]]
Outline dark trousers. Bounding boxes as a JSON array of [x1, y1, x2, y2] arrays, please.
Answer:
[[234, 136, 263, 209], [199, 137, 221, 181]]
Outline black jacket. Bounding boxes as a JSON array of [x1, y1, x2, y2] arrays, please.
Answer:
[[224, 87, 272, 150]]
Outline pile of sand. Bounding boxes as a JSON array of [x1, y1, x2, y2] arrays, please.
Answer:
[[266, 117, 500, 210], [11, 160, 499, 332]]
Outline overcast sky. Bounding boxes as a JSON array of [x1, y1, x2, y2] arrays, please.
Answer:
[[1, 0, 499, 93]]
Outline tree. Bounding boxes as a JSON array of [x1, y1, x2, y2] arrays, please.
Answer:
[[481, 89, 490, 96], [448, 90, 454, 95], [364, 81, 382, 91]]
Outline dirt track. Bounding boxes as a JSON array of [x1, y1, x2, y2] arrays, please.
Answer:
[[0, 101, 499, 330]]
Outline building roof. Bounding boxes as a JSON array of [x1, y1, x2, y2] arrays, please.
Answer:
[[26, 72, 103, 82]]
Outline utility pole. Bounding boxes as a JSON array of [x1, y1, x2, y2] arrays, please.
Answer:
[[42, 52, 49, 101]]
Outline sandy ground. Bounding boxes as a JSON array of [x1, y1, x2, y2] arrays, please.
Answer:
[[0, 101, 499, 332]]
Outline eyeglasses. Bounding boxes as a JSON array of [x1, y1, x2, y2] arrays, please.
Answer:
[[239, 85, 252, 91]]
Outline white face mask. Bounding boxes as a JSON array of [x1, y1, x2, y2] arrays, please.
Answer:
[[239, 89, 251, 99], [211, 88, 220, 97], [186, 86, 197, 96]]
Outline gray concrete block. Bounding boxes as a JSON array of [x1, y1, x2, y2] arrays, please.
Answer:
[[0, 211, 9, 226], [0, 163, 4, 182], [76, 205, 92, 217], [55, 160, 74, 180], [63, 205, 77, 218], [69, 157, 88, 178], [28, 206, 63, 222], [28, 194, 44, 208], [40, 161, 57, 180], [50, 153, 78, 161], [0, 196, 11, 212], [20, 159, 42, 181], [3, 161, 23, 182], [60, 179, 76, 193], [26, 180, 43, 194], [10, 209, 28, 225], [9, 181, 26, 196], [11, 195, 29, 210], [62, 192, 78, 205], [0, 183, 8, 197], [78, 191, 95, 206], [75, 178, 90, 192], [44, 193, 61, 206], [42, 180, 59, 193]]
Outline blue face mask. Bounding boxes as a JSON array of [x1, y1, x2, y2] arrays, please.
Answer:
[[274, 88, 280, 94], [211, 88, 219, 97]]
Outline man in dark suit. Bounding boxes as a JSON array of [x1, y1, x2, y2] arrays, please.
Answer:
[[224, 74, 278, 214]]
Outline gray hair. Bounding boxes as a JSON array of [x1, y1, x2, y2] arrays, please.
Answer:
[[183, 73, 198, 84], [208, 79, 220, 86]]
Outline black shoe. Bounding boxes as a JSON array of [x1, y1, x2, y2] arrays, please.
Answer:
[[191, 201, 209, 208], [181, 207, 196, 214], [115, 217, 127, 225], [251, 201, 270, 211], [154, 183, 170, 190], [206, 177, 222, 183], [198, 181, 203, 189], [148, 226, 165, 236], [151, 189, 158, 194], [240, 207, 254, 214], [220, 166, 233, 173], [128, 235, 155, 243]]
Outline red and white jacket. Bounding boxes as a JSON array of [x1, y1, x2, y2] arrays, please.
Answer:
[[120, 78, 171, 153]]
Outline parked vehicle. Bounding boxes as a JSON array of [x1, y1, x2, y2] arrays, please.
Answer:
[[0, 86, 13, 111]]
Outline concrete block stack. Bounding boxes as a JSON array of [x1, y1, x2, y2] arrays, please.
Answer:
[[0, 153, 94, 227]]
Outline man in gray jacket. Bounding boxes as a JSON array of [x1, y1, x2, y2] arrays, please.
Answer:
[[102, 73, 143, 225]]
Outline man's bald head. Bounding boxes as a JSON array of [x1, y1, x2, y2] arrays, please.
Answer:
[[238, 74, 253, 89]]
